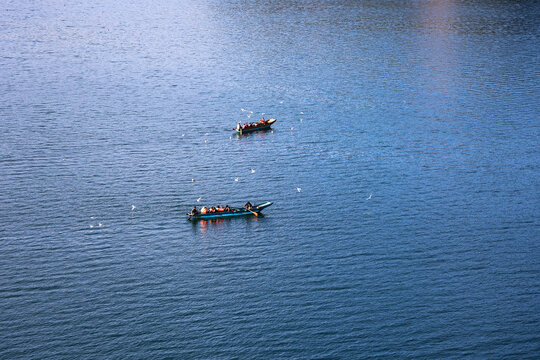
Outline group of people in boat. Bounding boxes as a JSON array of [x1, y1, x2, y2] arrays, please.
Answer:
[[190, 202, 253, 215], [237, 118, 267, 130]]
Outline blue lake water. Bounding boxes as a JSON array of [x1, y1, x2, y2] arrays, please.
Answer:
[[1, 0, 539, 358]]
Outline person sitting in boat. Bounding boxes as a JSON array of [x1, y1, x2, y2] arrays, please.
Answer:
[[224, 205, 231, 212], [209, 206, 217, 213], [236, 122, 241, 131], [244, 201, 253, 210], [260, 118, 265, 123], [217, 205, 224, 212], [191, 206, 199, 215], [200, 206, 207, 214]]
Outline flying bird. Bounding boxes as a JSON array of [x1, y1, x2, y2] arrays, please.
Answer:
[[296, 187, 302, 192], [131, 205, 136, 211], [196, 197, 202, 202], [251, 169, 256, 173], [234, 178, 239, 182], [366, 194, 372, 200]]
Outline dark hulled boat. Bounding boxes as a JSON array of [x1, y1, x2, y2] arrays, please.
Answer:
[[187, 201, 273, 221], [234, 118, 276, 135]]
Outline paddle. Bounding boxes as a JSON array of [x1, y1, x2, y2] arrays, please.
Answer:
[[242, 205, 258, 217]]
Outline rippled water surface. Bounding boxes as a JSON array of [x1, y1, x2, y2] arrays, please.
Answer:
[[1, 0, 539, 358]]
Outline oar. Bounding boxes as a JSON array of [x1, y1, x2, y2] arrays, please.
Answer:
[[242, 206, 258, 217]]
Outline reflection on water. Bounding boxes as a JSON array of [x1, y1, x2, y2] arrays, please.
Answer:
[[192, 214, 265, 233]]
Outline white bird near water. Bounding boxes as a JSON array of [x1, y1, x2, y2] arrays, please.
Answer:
[[234, 177, 239, 182], [251, 168, 256, 173], [196, 197, 202, 202], [204, 139, 208, 143], [296, 187, 302, 192], [98, 223, 103, 227], [181, 133, 185, 137], [90, 224, 94, 228], [131, 205, 136, 211], [191, 178, 195, 182], [366, 194, 372, 200]]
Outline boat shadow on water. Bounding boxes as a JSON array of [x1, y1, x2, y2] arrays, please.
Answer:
[[191, 214, 266, 232]]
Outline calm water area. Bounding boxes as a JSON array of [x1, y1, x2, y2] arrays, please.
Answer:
[[1, 0, 539, 358]]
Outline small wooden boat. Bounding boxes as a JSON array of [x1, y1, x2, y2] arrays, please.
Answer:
[[187, 201, 273, 221], [233, 118, 276, 135]]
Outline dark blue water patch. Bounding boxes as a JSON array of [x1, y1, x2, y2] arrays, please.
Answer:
[[1, 0, 539, 359]]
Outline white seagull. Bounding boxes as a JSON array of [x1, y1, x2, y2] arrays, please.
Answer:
[[196, 197, 202, 202], [296, 187, 302, 192], [366, 194, 372, 200], [131, 205, 136, 211], [234, 177, 239, 182], [251, 169, 256, 173]]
